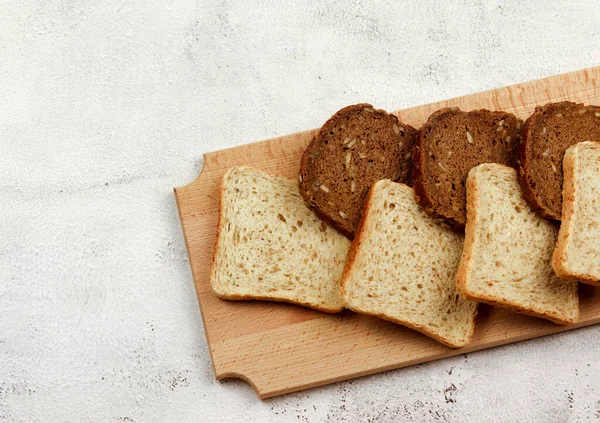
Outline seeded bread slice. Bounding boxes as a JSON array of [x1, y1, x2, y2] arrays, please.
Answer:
[[413, 107, 522, 230], [299, 104, 417, 238], [457, 163, 579, 325], [210, 166, 351, 313], [340, 180, 478, 348], [516, 102, 600, 220], [553, 141, 600, 285]]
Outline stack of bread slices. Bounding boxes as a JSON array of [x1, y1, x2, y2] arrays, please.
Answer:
[[210, 101, 600, 348]]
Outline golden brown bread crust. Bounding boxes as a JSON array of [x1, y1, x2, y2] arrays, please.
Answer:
[[413, 107, 522, 231], [552, 144, 579, 281], [458, 289, 578, 325], [214, 293, 343, 314], [342, 303, 473, 348], [516, 101, 600, 221], [455, 168, 479, 300], [339, 179, 378, 299], [299, 104, 417, 238], [209, 169, 228, 300]]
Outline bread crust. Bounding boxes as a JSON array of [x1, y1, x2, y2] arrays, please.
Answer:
[[455, 167, 479, 300], [342, 303, 472, 348], [459, 289, 578, 325], [339, 179, 379, 299], [214, 292, 343, 314]]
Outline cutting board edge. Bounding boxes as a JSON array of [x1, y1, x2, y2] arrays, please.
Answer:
[[173, 162, 222, 380], [212, 313, 600, 399]]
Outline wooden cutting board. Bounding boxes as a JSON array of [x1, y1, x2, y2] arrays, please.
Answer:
[[175, 66, 600, 399]]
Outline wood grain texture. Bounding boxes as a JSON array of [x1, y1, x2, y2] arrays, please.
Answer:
[[174, 66, 600, 399]]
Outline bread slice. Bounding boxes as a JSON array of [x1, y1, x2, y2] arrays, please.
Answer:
[[457, 163, 579, 325], [516, 102, 600, 220], [299, 104, 417, 238], [210, 166, 351, 313], [553, 141, 600, 285], [340, 180, 478, 348], [413, 107, 522, 230]]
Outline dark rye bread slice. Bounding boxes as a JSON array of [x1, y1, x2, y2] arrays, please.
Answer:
[[516, 101, 600, 221], [299, 104, 417, 238], [413, 107, 522, 230]]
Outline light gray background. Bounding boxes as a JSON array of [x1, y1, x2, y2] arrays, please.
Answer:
[[1, 1, 599, 422]]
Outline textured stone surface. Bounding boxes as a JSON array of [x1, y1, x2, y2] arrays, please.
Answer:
[[1, 0, 600, 422]]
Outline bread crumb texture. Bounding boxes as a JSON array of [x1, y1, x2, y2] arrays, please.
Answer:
[[299, 104, 417, 237], [341, 180, 477, 348], [460, 164, 578, 324], [553, 141, 600, 284], [211, 166, 350, 312]]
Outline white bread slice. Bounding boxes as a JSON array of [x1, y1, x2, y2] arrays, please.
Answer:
[[457, 163, 579, 325], [210, 166, 350, 313], [340, 180, 478, 348], [553, 141, 600, 285]]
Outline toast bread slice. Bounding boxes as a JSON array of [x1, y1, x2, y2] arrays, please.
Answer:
[[210, 166, 350, 312], [340, 180, 478, 348], [457, 163, 579, 325], [516, 102, 600, 220], [299, 104, 417, 238], [413, 107, 522, 230], [553, 141, 600, 285]]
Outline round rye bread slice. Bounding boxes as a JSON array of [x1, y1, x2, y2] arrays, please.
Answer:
[[299, 104, 417, 238], [413, 107, 522, 230], [516, 101, 600, 221]]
